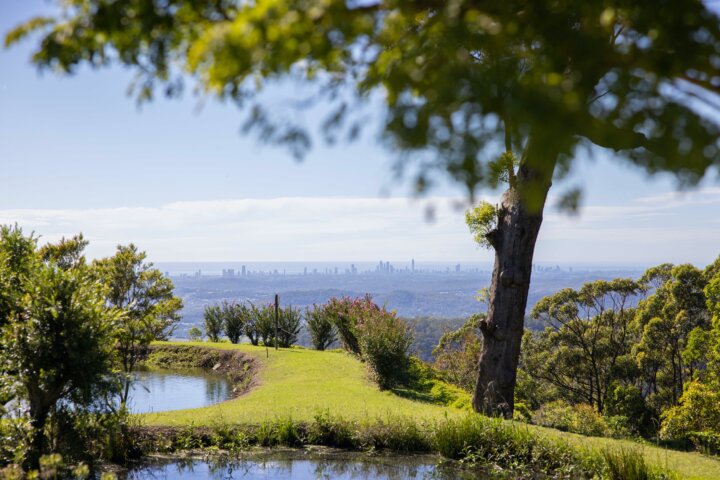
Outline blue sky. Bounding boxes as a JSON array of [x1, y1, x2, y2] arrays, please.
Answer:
[[1, 0, 719, 265]]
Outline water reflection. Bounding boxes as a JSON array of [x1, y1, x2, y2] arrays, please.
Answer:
[[122, 453, 483, 480], [128, 368, 232, 413]]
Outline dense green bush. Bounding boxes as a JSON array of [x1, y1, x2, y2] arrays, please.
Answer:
[[244, 303, 260, 346], [324, 295, 377, 355], [660, 380, 720, 447], [243, 304, 301, 348], [686, 431, 720, 456], [532, 401, 609, 437], [433, 415, 595, 476], [394, 358, 471, 409], [187, 326, 203, 342], [513, 402, 533, 422], [305, 304, 336, 350], [357, 310, 414, 389], [277, 306, 301, 348], [305, 411, 354, 448], [221, 301, 247, 344], [202, 305, 223, 343], [253, 303, 276, 346], [604, 384, 655, 437], [431, 314, 483, 392], [604, 415, 634, 439], [321, 296, 413, 389]]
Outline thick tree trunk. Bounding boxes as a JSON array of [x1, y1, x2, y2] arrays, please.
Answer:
[[472, 145, 556, 418], [27, 402, 49, 470]]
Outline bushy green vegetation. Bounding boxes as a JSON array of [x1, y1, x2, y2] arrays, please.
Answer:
[[305, 304, 336, 351], [531, 401, 610, 437], [435, 257, 720, 454], [0, 226, 181, 470], [202, 304, 223, 343], [323, 295, 415, 389], [432, 314, 483, 391]]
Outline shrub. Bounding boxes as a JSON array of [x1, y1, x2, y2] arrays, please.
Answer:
[[605, 384, 655, 437], [532, 400, 575, 431], [253, 304, 276, 346], [187, 326, 202, 342], [244, 303, 260, 346], [324, 295, 378, 355], [221, 301, 247, 344], [305, 304, 336, 350], [203, 305, 223, 342], [532, 401, 608, 437], [255, 417, 302, 446], [209, 423, 250, 450], [602, 448, 667, 480], [572, 403, 610, 437], [686, 431, 720, 456], [400, 358, 472, 407], [660, 380, 720, 441], [356, 309, 414, 389], [355, 416, 430, 453], [432, 314, 483, 392], [605, 415, 633, 439], [321, 295, 413, 389], [433, 414, 595, 477], [277, 306, 301, 348], [306, 410, 354, 448], [513, 402, 532, 423]]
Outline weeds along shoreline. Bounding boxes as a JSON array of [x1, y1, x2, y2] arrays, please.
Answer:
[[120, 413, 675, 480]]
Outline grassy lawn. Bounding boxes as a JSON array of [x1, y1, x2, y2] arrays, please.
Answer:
[[527, 425, 720, 480], [142, 341, 720, 479], [143, 341, 458, 426]]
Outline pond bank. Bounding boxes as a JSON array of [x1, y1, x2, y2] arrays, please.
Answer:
[[141, 344, 257, 398]]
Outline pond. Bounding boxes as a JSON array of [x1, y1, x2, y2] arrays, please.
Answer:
[[119, 451, 482, 480], [127, 368, 233, 413]]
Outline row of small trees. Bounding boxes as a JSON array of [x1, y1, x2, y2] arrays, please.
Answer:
[[201, 301, 301, 348], [198, 295, 414, 390]]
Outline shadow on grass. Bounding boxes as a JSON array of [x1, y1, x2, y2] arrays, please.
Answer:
[[389, 358, 471, 409]]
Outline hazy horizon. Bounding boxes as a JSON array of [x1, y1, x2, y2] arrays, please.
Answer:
[[2, 1, 720, 269]]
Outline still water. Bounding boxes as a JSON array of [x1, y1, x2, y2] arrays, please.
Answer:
[[127, 368, 232, 413], [121, 452, 481, 480]]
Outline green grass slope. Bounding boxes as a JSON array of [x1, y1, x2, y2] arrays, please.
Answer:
[[530, 426, 720, 480], [142, 341, 720, 479], [143, 341, 459, 426]]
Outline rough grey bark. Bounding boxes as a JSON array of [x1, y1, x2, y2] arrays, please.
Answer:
[[472, 141, 557, 418]]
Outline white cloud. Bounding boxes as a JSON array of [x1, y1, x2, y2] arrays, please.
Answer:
[[1, 189, 718, 265]]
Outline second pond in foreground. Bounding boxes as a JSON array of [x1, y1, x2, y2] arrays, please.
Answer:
[[120, 451, 485, 480]]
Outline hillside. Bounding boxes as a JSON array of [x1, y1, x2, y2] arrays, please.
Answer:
[[142, 342, 720, 479], [144, 341, 461, 426]]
